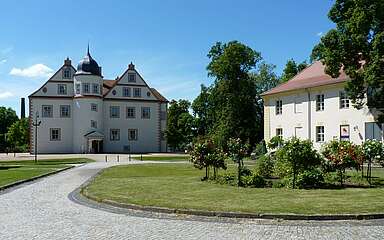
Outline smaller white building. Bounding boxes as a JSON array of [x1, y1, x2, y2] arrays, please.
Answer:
[[262, 61, 383, 149]]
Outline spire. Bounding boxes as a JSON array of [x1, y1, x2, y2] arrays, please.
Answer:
[[87, 42, 90, 56]]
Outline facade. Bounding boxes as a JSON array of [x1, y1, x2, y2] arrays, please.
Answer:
[[29, 49, 168, 154], [262, 61, 383, 150]]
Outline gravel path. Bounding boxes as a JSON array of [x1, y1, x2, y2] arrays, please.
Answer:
[[1, 162, 383, 240]]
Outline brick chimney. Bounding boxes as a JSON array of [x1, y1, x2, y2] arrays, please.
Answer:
[[128, 62, 135, 70], [64, 57, 71, 66], [20, 98, 25, 119]]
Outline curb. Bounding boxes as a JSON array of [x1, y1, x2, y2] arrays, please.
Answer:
[[0, 165, 75, 192], [79, 170, 384, 221]]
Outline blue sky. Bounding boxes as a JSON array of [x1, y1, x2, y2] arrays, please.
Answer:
[[0, 0, 335, 116]]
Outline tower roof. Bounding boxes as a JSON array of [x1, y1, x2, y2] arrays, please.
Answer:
[[75, 46, 102, 76]]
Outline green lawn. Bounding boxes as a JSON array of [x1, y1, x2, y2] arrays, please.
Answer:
[[0, 158, 93, 188], [83, 163, 384, 215], [133, 155, 190, 161]]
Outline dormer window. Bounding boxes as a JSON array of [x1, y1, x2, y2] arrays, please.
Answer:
[[57, 84, 67, 95], [133, 88, 141, 97], [92, 84, 99, 94], [123, 87, 131, 97], [63, 68, 71, 79], [128, 73, 136, 83], [83, 83, 90, 94]]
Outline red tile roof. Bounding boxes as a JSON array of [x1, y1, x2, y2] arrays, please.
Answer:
[[261, 61, 349, 96], [151, 88, 168, 102]]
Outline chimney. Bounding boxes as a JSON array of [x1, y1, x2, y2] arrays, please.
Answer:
[[21, 98, 25, 119], [128, 62, 135, 70], [64, 57, 71, 66]]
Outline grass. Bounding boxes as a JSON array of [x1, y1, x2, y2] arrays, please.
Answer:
[[0, 158, 93, 188], [133, 155, 190, 161], [84, 163, 384, 215]]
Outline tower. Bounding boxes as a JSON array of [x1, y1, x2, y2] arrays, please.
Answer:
[[72, 47, 104, 153]]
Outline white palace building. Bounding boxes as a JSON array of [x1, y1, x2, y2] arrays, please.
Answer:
[[262, 61, 383, 150], [29, 49, 168, 154]]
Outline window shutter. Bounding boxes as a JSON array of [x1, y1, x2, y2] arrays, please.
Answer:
[[365, 123, 373, 140]]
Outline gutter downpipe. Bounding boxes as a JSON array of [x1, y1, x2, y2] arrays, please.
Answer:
[[306, 88, 311, 141]]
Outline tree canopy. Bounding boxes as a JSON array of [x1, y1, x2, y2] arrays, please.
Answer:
[[311, 0, 384, 121], [280, 59, 308, 82]]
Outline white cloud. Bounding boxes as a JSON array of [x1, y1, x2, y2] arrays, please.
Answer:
[[0, 59, 7, 64], [10, 64, 53, 78], [0, 91, 14, 99], [317, 32, 323, 37]]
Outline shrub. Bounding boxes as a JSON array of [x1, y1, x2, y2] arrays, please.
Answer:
[[255, 154, 274, 178], [295, 169, 324, 189], [268, 136, 284, 149], [243, 174, 266, 188], [215, 173, 236, 185], [252, 140, 267, 159]]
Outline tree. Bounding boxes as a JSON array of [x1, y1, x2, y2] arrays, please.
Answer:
[[0, 107, 18, 152], [280, 59, 308, 82], [166, 99, 194, 151], [192, 84, 214, 137], [311, 0, 384, 122], [362, 140, 384, 183], [206, 41, 262, 148], [7, 118, 29, 151], [227, 138, 249, 187]]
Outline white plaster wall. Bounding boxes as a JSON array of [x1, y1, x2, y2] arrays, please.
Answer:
[[30, 98, 73, 153], [103, 100, 160, 153]]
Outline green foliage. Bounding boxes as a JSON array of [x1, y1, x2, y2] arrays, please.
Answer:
[[192, 84, 213, 136], [321, 140, 362, 185], [362, 139, 384, 166], [0, 107, 19, 152], [190, 138, 226, 180], [242, 174, 266, 188], [227, 137, 250, 186], [274, 137, 322, 188], [254, 154, 274, 178], [312, 0, 384, 121], [215, 172, 237, 185], [281, 59, 308, 82], [7, 118, 29, 151], [166, 99, 194, 151], [252, 140, 267, 159], [267, 136, 284, 149], [295, 169, 325, 189]]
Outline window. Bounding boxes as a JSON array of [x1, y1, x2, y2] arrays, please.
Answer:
[[42, 105, 53, 118], [133, 88, 141, 97], [123, 87, 131, 97], [126, 107, 136, 118], [110, 129, 120, 141], [160, 111, 166, 120], [57, 84, 67, 95], [128, 73, 136, 82], [316, 126, 325, 142], [83, 83, 90, 94], [92, 84, 99, 94], [316, 94, 324, 111], [76, 83, 81, 94], [276, 128, 283, 138], [365, 122, 383, 141], [141, 107, 150, 119], [110, 106, 120, 118], [339, 91, 350, 109], [275, 100, 282, 115], [91, 120, 97, 128], [60, 105, 70, 118], [50, 128, 61, 141], [128, 129, 138, 141], [91, 103, 98, 112], [63, 68, 71, 79]]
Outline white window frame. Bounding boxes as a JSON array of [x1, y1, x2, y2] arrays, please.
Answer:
[[83, 83, 90, 94], [128, 129, 138, 141], [91, 120, 97, 128], [275, 100, 282, 115], [316, 126, 325, 142], [316, 94, 324, 111], [276, 128, 283, 138], [91, 103, 98, 112], [60, 105, 70, 118], [92, 84, 99, 94], [339, 91, 350, 109], [126, 107, 135, 118], [123, 87, 131, 97], [42, 105, 53, 118], [128, 73, 136, 82], [57, 84, 67, 95], [133, 88, 141, 97], [50, 128, 61, 141], [75, 83, 81, 94], [110, 106, 120, 118], [63, 68, 71, 79], [141, 107, 150, 119], [110, 129, 120, 141]]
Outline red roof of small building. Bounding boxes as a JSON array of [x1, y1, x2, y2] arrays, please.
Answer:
[[261, 61, 349, 96]]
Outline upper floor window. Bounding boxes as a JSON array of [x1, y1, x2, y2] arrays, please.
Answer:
[[91, 120, 97, 128], [91, 103, 98, 112], [42, 105, 53, 118], [123, 87, 131, 97], [110, 106, 120, 118], [316, 126, 325, 142], [128, 129, 138, 141], [126, 107, 136, 118], [275, 100, 282, 115], [316, 94, 324, 111], [63, 68, 71, 79], [92, 84, 99, 94], [50, 128, 61, 141], [128, 73, 136, 82], [339, 91, 350, 109], [110, 129, 120, 141], [141, 107, 150, 119], [57, 84, 67, 95], [75, 83, 80, 94], [133, 88, 141, 97], [60, 105, 70, 118], [83, 83, 90, 94]]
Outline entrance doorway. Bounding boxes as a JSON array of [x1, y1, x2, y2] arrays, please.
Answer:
[[90, 140, 103, 153]]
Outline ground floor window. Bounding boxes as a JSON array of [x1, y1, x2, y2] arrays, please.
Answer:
[[365, 122, 383, 141], [276, 128, 283, 138], [316, 126, 324, 142], [50, 128, 61, 141], [128, 129, 138, 141], [110, 129, 120, 141]]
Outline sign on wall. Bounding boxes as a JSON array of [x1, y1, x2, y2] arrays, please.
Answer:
[[340, 125, 350, 141]]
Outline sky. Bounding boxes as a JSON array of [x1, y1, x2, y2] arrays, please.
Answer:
[[0, 0, 335, 117]]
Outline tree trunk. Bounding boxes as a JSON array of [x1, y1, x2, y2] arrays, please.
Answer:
[[238, 161, 241, 187]]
